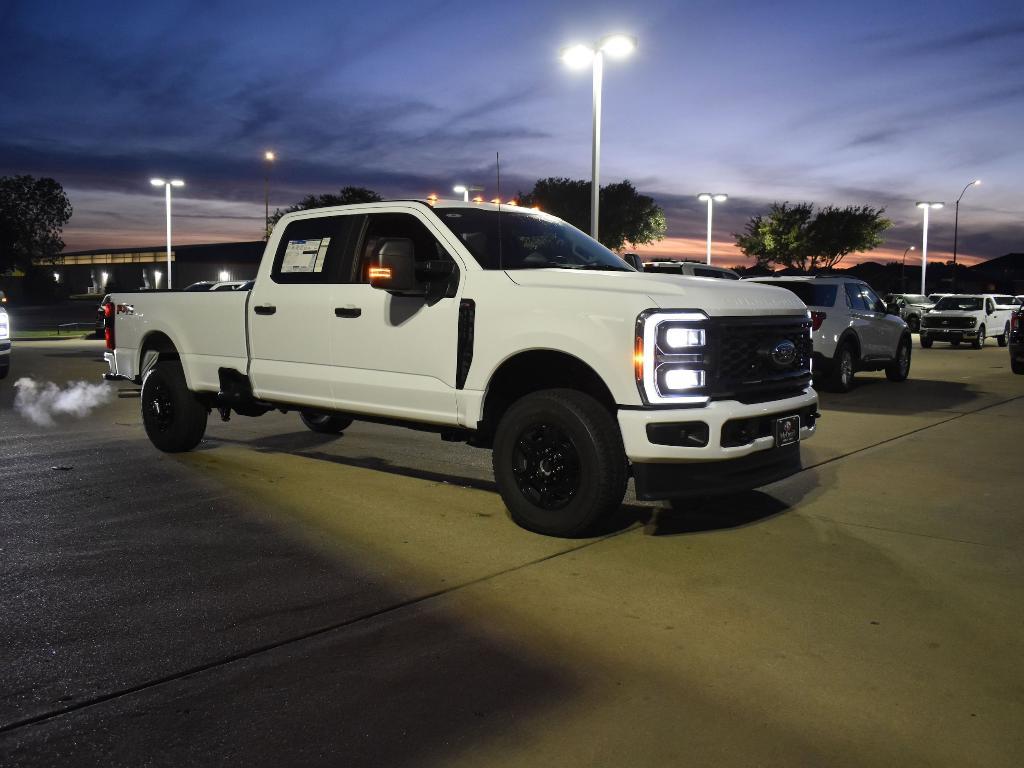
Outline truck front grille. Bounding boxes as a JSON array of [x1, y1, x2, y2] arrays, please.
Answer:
[[708, 317, 812, 400], [922, 316, 973, 329]]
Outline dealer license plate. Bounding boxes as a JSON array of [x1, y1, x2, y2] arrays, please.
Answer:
[[775, 415, 800, 447]]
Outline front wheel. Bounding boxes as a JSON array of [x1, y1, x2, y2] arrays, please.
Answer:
[[492, 389, 627, 537], [300, 411, 353, 434], [885, 337, 912, 382], [997, 323, 1009, 347], [141, 361, 208, 452], [908, 315, 920, 333], [972, 326, 986, 349], [920, 336, 933, 349]]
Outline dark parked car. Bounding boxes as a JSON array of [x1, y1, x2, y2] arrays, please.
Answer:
[[1010, 307, 1024, 374], [883, 293, 934, 332]]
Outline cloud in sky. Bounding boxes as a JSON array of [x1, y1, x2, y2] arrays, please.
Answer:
[[2, 0, 1022, 260]]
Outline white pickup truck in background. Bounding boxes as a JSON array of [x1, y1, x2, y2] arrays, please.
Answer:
[[103, 200, 818, 536], [919, 294, 1015, 349]]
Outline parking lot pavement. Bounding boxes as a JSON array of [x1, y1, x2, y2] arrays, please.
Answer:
[[1, 339, 1022, 766]]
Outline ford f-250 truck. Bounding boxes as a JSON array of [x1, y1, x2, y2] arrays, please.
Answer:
[[103, 200, 818, 536]]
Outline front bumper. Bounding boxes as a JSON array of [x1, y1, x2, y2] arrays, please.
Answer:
[[920, 328, 978, 342]]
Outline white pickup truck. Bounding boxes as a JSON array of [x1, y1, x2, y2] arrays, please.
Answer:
[[103, 200, 818, 536], [919, 294, 1015, 349]]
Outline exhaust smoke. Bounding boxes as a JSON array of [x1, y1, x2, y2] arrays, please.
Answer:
[[13, 378, 114, 427]]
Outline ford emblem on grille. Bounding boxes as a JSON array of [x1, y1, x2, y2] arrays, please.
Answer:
[[769, 339, 797, 369]]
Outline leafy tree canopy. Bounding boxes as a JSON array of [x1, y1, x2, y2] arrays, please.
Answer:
[[517, 177, 667, 252], [269, 186, 383, 229], [735, 201, 891, 271], [0, 175, 72, 273]]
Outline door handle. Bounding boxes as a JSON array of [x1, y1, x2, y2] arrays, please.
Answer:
[[254, 305, 277, 315], [334, 307, 362, 318]]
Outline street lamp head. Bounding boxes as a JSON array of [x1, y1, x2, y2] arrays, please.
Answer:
[[453, 184, 467, 194], [561, 43, 595, 69], [150, 178, 165, 186], [910, 246, 915, 250], [973, 179, 981, 186], [917, 201, 943, 210], [697, 193, 712, 202], [170, 179, 185, 187], [713, 193, 728, 202], [598, 34, 637, 59], [264, 150, 276, 162]]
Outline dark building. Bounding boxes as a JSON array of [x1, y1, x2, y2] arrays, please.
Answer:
[[36, 241, 265, 294]]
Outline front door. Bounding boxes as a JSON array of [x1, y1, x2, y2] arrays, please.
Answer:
[[328, 210, 463, 425]]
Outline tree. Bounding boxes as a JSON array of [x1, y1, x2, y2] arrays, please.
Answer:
[[735, 201, 891, 272], [517, 177, 667, 251], [0, 175, 72, 273], [269, 186, 382, 228]]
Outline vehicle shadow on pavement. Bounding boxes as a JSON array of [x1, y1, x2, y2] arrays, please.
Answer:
[[819, 377, 979, 415], [641, 490, 793, 537]]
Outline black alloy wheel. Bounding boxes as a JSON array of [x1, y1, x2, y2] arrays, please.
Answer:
[[510, 422, 582, 511], [141, 361, 208, 452]]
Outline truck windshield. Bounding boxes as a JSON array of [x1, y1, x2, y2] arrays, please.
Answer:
[[435, 208, 634, 272], [934, 297, 982, 311]]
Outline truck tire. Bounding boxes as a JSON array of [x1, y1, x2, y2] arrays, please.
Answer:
[[1013, 356, 1024, 375], [492, 388, 627, 537], [885, 337, 912, 382], [826, 343, 855, 392], [300, 411, 353, 434], [972, 326, 986, 349], [908, 315, 920, 333], [997, 323, 1009, 347], [920, 336, 933, 349], [141, 361, 208, 452]]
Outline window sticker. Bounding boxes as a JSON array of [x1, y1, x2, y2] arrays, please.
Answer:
[[281, 237, 331, 273]]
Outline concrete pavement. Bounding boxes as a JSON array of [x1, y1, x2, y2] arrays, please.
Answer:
[[1, 338, 1021, 766]]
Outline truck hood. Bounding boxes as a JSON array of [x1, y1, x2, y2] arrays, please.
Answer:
[[505, 269, 807, 317]]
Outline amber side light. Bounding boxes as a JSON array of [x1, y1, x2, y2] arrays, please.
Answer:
[[634, 335, 644, 381], [368, 267, 392, 280]]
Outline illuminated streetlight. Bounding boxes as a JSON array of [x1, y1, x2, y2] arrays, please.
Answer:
[[154, 270, 162, 290], [453, 184, 484, 202], [263, 151, 276, 240], [150, 178, 184, 289], [951, 179, 980, 292], [916, 202, 943, 295], [697, 193, 728, 265], [218, 270, 231, 282], [560, 33, 637, 241], [900, 245, 915, 291]]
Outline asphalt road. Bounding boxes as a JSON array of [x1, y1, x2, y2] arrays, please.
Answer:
[[1, 338, 1022, 767]]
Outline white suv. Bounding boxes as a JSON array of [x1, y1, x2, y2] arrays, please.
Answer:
[[0, 306, 10, 380], [749, 276, 912, 392]]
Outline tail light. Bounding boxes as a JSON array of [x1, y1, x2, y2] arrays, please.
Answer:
[[103, 300, 115, 350], [1012, 312, 1020, 331], [810, 311, 826, 332]]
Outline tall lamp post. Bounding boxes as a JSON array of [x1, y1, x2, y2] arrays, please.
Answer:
[[916, 202, 943, 296], [697, 193, 728, 264], [453, 184, 484, 202], [951, 179, 980, 292], [150, 178, 184, 289], [900, 245, 915, 291], [561, 33, 637, 241], [264, 151, 276, 239]]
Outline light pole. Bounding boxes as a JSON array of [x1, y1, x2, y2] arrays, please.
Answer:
[[697, 193, 728, 264], [150, 178, 184, 289], [264, 151, 276, 239], [453, 184, 484, 202], [561, 33, 637, 242], [916, 202, 943, 296], [951, 179, 980, 292], [900, 245, 915, 291]]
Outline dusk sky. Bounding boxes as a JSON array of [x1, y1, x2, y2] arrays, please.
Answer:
[[2, 0, 1022, 266]]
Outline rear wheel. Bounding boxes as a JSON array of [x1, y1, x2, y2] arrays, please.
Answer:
[[827, 343, 855, 392], [1012, 355, 1024, 375], [141, 361, 208, 452], [492, 389, 627, 537], [300, 411, 353, 434], [885, 337, 912, 382], [997, 323, 1009, 347], [908, 315, 920, 333], [972, 326, 986, 349]]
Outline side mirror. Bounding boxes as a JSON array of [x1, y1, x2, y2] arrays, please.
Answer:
[[623, 253, 644, 271], [369, 238, 424, 295]]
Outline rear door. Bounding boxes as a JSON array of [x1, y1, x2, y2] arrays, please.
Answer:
[[328, 210, 463, 425], [248, 214, 359, 409]]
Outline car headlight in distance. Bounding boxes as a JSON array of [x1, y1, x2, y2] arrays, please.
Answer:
[[635, 310, 710, 405]]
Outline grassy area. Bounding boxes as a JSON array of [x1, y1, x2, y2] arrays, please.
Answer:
[[12, 329, 93, 340]]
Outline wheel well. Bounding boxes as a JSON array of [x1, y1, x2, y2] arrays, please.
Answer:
[[478, 350, 616, 446], [140, 331, 180, 363], [836, 331, 861, 360]]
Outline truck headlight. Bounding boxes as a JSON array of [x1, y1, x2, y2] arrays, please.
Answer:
[[635, 310, 710, 405]]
